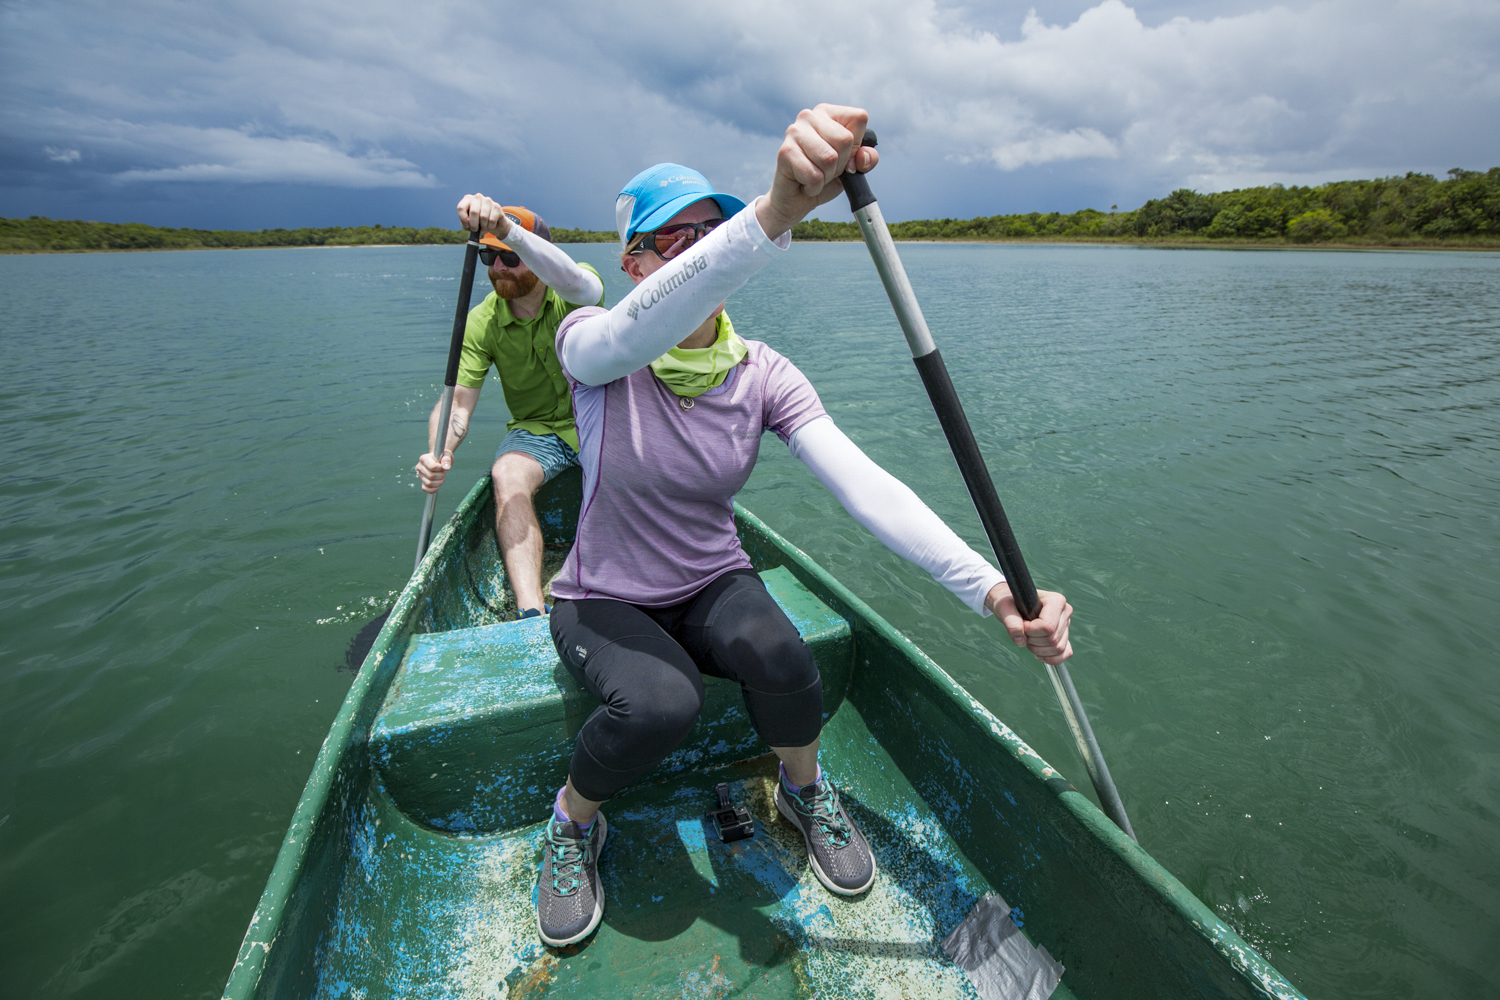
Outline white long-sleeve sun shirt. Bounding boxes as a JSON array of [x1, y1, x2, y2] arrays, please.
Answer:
[[558, 203, 1005, 616], [500, 224, 604, 306]]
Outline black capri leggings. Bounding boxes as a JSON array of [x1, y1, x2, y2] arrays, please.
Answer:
[[549, 569, 823, 802]]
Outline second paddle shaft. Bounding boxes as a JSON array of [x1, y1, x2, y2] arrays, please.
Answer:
[[415, 227, 484, 572], [842, 142, 1136, 841]]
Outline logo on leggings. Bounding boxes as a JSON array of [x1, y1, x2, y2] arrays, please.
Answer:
[[574, 644, 588, 663]]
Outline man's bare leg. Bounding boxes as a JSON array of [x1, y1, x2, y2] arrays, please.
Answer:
[[492, 451, 549, 613]]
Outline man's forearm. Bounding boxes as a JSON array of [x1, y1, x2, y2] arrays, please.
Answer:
[[427, 387, 480, 454], [428, 406, 467, 454]]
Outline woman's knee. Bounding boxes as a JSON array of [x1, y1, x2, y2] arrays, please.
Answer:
[[759, 632, 820, 694], [631, 655, 705, 735], [715, 605, 820, 694], [593, 639, 705, 749]]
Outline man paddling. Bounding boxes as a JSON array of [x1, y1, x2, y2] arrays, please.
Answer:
[[416, 198, 605, 618]]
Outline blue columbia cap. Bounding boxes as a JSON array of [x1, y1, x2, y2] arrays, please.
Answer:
[[615, 163, 747, 248]]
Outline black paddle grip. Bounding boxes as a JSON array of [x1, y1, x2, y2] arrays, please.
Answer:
[[843, 129, 879, 213], [444, 227, 483, 387], [912, 350, 1042, 621]]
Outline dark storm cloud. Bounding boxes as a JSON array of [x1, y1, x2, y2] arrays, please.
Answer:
[[1, 0, 1496, 229]]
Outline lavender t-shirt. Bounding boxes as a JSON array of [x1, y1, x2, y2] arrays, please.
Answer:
[[552, 308, 826, 607]]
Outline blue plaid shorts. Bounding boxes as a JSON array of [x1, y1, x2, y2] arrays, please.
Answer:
[[495, 428, 580, 484]]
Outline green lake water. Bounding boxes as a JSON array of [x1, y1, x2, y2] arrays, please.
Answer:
[[1, 241, 1497, 999]]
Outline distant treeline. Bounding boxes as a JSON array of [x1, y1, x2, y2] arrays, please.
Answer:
[[5, 167, 1497, 252], [793, 167, 1500, 245], [0, 218, 617, 252]]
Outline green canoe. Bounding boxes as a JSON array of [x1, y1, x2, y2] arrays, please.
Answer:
[[223, 470, 1304, 1000]]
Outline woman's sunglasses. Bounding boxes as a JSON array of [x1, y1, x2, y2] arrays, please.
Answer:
[[628, 219, 723, 261], [480, 246, 522, 268]]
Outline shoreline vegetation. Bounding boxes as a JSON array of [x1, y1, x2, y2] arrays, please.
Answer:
[[4, 168, 1497, 254]]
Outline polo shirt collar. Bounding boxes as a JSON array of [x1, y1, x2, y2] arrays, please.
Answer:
[[494, 287, 556, 328]]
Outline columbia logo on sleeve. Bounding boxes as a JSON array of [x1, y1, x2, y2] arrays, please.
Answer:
[[625, 254, 709, 320]]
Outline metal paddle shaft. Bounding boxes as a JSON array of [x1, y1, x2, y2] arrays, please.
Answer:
[[842, 134, 1136, 841], [415, 226, 483, 571]]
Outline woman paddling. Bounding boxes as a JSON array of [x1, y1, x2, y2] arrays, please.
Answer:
[[468, 104, 1074, 947]]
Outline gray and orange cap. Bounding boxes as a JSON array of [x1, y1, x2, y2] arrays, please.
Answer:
[[615, 164, 747, 248], [480, 206, 551, 252]]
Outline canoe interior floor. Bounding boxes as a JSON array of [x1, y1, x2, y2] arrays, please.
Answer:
[[315, 703, 1078, 1000]]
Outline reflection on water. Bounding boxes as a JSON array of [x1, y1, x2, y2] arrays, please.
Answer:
[[1, 243, 1497, 999]]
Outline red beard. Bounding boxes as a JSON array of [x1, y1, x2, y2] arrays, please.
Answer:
[[491, 269, 539, 300]]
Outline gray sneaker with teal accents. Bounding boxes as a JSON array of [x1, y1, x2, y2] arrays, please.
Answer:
[[536, 811, 607, 946], [775, 777, 876, 895]]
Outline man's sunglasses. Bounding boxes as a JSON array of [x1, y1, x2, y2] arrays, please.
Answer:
[[628, 219, 723, 261], [479, 246, 522, 268]]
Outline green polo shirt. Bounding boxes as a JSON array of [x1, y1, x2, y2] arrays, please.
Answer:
[[455, 263, 603, 453]]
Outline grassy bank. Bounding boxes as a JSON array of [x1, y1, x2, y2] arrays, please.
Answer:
[[5, 167, 1497, 253]]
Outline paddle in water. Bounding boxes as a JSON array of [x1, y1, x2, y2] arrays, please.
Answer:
[[415, 225, 484, 571], [842, 131, 1136, 841]]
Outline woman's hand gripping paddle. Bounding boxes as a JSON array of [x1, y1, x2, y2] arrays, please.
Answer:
[[841, 132, 1136, 841], [415, 225, 483, 572]]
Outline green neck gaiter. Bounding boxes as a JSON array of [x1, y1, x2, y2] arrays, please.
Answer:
[[649, 313, 748, 397]]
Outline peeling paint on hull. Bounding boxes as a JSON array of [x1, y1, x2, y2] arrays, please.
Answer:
[[312, 743, 1024, 1000]]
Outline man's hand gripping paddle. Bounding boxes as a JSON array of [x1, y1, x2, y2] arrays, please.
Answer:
[[415, 225, 483, 572], [842, 131, 1136, 841]]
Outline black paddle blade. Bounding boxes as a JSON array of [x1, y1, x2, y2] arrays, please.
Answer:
[[343, 611, 391, 673]]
